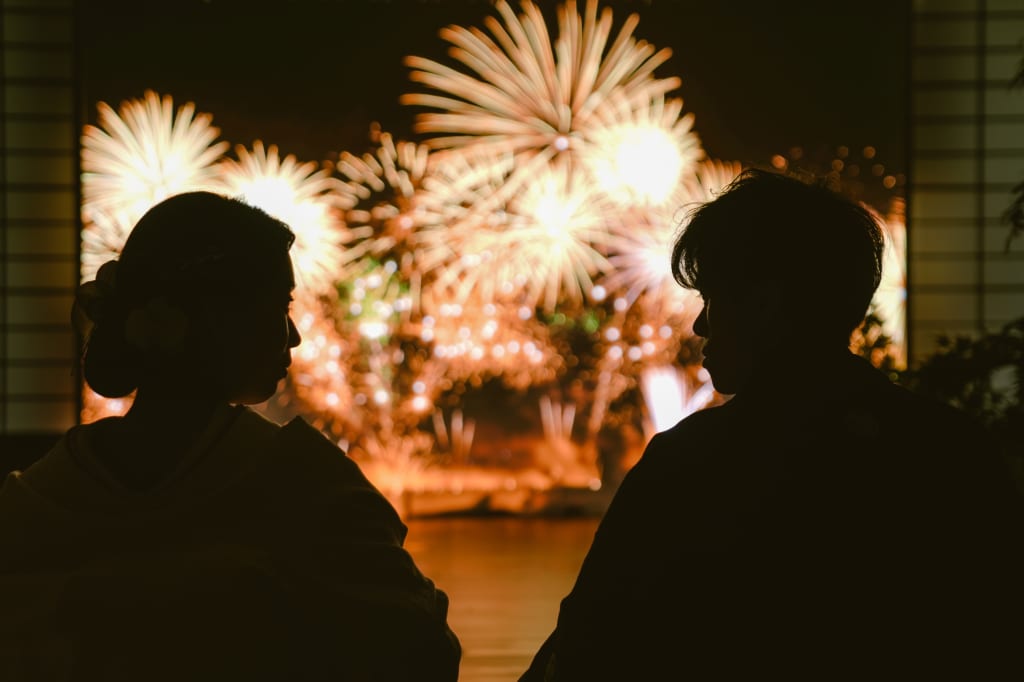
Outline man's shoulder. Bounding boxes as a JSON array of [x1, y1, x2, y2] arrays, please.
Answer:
[[659, 401, 736, 440], [635, 403, 738, 473], [874, 378, 993, 442], [832, 355, 986, 435]]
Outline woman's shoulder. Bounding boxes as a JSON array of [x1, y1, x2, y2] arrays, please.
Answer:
[[269, 417, 396, 495], [274, 416, 363, 477], [6, 422, 104, 506]]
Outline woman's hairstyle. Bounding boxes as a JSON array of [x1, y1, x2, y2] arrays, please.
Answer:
[[671, 168, 885, 343], [78, 192, 295, 398]]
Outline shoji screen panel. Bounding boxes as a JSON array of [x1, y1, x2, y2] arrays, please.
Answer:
[[909, 0, 1024, 363], [2, 0, 79, 433]]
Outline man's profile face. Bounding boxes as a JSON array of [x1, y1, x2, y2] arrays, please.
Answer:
[[691, 283, 763, 396]]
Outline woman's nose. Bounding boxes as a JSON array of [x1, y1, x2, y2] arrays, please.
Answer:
[[288, 316, 302, 348]]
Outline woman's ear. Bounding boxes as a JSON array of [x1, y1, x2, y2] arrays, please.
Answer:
[[194, 300, 238, 360], [123, 297, 189, 355]]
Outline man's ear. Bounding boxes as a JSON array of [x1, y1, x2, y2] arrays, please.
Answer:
[[744, 279, 784, 327]]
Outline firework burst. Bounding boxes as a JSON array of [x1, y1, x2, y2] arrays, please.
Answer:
[[507, 163, 616, 310], [81, 90, 228, 222], [600, 159, 743, 314], [412, 147, 517, 278], [402, 0, 686, 205], [219, 141, 347, 298], [599, 207, 695, 315], [334, 131, 433, 271], [582, 95, 702, 206], [422, 159, 616, 311], [80, 206, 136, 282]]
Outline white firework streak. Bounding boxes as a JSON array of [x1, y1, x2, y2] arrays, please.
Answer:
[[416, 144, 515, 218], [334, 131, 432, 269], [81, 90, 228, 223], [411, 147, 518, 291], [601, 207, 695, 314], [424, 159, 615, 311], [219, 141, 347, 298], [580, 94, 703, 207], [509, 165, 616, 310], [80, 206, 135, 282], [601, 159, 743, 313], [402, 0, 682, 207]]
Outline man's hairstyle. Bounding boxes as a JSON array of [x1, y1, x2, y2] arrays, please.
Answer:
[[671, 168, 885, 343]]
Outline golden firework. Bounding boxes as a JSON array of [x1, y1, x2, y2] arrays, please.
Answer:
[[403, 0, 688, 204], [219, 141, 347, 298], [81, 90, 227, 222]]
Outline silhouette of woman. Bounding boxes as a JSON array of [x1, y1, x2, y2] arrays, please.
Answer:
[[0, 192, 460, 681]]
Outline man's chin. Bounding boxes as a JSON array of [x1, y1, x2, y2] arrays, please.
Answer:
[[702, 364, 736, 396], [233, 383, 279, 406]]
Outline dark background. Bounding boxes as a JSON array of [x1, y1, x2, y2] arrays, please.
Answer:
[[77, 0, 910, 172]]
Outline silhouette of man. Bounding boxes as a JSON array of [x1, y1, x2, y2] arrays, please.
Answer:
[[522, 169, 1023, 681]]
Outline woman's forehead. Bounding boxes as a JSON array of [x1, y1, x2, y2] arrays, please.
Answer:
[[253, 250, 294, 286], [207, 252, 293, 297]]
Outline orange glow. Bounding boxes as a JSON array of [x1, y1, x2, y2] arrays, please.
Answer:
[[78, 2, 906, 514]]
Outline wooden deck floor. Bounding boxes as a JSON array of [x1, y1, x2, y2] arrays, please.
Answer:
[[406, 517, 600, 682]]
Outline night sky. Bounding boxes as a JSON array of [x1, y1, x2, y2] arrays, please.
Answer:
[[77, 0, 910, 173]]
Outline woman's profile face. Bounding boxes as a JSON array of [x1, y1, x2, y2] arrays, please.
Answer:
[[206, 251, 302, 405]]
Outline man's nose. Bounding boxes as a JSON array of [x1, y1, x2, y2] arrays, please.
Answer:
[[692, 304, 708, 338], [288, 316, 302, 348]]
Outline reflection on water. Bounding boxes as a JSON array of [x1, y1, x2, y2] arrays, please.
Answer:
[[405, 517, 600, 682]]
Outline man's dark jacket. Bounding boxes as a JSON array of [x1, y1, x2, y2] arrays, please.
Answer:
[[523, 352, 1023, 681]]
